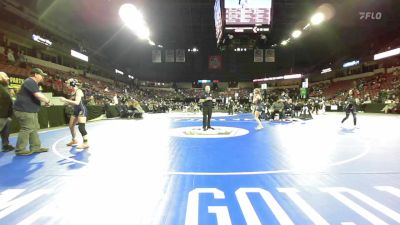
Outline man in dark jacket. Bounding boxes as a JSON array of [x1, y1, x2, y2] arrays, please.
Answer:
[[200, 85, 215, 131], [0, 72, 14, 152]]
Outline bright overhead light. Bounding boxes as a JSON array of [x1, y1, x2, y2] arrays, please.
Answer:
[[281, 40, 288, 46], [311, 12, 325, 25], [253, 76, 284, 82], [253, 74, 302, 82], [157, 45, 163, 48], [321, 68, 332, 74], [148, 40, 155, 46], [119, 3, 150, 40], [137, 27, 150, 40], [115, 69, 124, 75], [32, 34, 52, 46], [71, 50, 88, 62], [374, 48, 400, 60], [292, 30, 302, 39], [343, 60, 359, 68], [284, 74, 302, 79]]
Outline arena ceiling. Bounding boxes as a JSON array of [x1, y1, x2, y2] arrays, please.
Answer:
[[10, 0, 400, 81]]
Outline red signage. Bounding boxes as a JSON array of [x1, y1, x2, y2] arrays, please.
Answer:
[[208, 56, 222, 70]]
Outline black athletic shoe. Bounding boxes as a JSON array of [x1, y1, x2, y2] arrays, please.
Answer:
[[2, 145, 14, 152], [207, 127, 215, 130], [203, 127, 207, 131]]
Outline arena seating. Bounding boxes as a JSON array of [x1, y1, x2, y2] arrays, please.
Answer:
[[1, 43, 399, 114]]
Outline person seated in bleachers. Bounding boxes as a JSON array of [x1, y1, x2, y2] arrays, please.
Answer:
[[17, 51, 27, 68], [381, 97, 399, 114], [87, 96, 96, 106], [293, 100, 302, 117], [113, 94, 119, 105], [7, 49, 15, 65], [284, 98, 295, 119], [270, 98, 285, 121], [0, 45, 5, 56], [129, 99, 144, 118], [297, 99, 313, 120]]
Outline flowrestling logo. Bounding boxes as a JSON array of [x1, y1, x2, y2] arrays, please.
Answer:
[[359, 12, 382, 20]]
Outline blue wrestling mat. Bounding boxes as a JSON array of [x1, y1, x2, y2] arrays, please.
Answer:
[[0, 112, 399, 225]]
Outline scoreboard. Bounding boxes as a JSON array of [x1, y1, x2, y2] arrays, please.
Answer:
[[214, 0, 272, 44], [226, 8, 271, 25], [225, 0, 272, 25]]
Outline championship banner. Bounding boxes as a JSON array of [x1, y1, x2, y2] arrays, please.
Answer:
[[165, 49, 175, 63], [175, 49, 185, 63], [254, 49, 263, 62], [265, 49, 275, 62], [208, 55, 222, 70], [152, 50, 162, 63]]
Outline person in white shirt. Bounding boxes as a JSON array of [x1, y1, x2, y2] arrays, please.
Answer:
[[113, 94, 119, 105]]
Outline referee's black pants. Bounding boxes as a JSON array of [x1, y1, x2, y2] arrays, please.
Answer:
[[342, 108, 357, 125], [203, 105, 212, 128]]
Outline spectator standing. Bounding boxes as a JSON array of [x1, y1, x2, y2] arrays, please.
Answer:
[[13, 68, 51, 156], [0, 72, 14, 152]]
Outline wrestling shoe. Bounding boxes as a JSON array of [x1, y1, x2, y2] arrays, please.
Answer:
[[77, 143, 89, 149], [255, 125, 264, 130], [66, 140, 78, 146]]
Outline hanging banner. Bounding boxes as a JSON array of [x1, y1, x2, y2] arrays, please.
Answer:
[[165, 49, 175, 63], [254, 49, 263, 62], [265, 49, 275, 62], [152, 50, 162, 63], [175, 49, 185, 63], [208, 55, 222, 70]]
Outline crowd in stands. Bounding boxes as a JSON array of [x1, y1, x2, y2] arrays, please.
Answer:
[[309, 69, 400, 113], [2, 30, 400, 116]]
